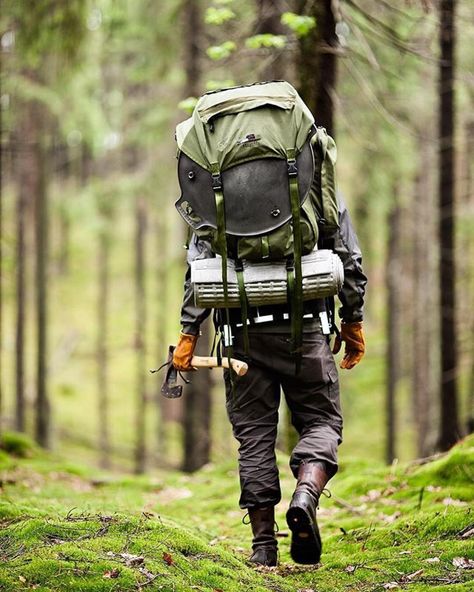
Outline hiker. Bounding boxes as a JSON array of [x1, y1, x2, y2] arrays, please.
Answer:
[[171, 81, 367, 567]]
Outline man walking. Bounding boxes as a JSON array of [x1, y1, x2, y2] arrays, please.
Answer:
[[172, 194, 367, 566]]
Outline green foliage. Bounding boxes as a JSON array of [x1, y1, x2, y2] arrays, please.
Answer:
[[178, 96, 198, 115], [0, 431, 37, 458], [206, 41, 236, 61], [206, 79, 236, 91], [3, 0, 89, 67], [204, 6, 236, 26], [245, 34, 286, 50], [281, 12, 316, 38]]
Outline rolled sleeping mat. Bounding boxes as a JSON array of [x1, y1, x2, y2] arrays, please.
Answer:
[[191, 249, 344, 309]]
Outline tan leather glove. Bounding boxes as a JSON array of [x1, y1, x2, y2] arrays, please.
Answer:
[[332, 321, 365, 370], [172, 332, 199, 371]]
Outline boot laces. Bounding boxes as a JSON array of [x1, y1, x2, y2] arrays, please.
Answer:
[[241, 512, 279, 535]]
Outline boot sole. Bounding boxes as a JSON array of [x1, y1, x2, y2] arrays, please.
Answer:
[[286, 505, 322, 565]]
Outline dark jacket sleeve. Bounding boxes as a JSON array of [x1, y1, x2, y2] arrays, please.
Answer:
[[331, 196, 367, 323], [180, 234, 213, 335]]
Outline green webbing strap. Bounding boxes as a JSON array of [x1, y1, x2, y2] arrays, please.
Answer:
[[211, 162, 235, 389], [236, 261, 250, 356], [287, 148, 303, 373], [261, 235, 270, 259]]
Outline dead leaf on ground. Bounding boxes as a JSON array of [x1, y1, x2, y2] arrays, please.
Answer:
[[442, 497, 467, 507], [452, 557, 474, 569], [345, 565, 356, 573], [460, 526, 474, 539], [401, 569, 423, 582], [163, 552, 174, 566], [378, 511, 401, 523], [360, 489, 382, 502], [425, 557, 440, 563], [18, 576, 26, 583], [103, 569, 120, 579], [398, 550, 412, 555], [120, 553, 144, 567], [157, 487, 193, 503], [382, 583, 399, 590]]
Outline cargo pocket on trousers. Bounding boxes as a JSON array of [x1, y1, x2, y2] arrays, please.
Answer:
[[327, 363, 338, 385]]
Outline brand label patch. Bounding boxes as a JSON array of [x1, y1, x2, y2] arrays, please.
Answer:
[[237, 133, 261, 146]]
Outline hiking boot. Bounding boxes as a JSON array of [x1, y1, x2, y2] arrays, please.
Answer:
[[247, 506, 278, 567], [286, 461, 329, 565]]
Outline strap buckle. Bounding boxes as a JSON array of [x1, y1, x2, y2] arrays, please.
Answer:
[[287, 158, 298, 177], [212, 172, 222, 190]]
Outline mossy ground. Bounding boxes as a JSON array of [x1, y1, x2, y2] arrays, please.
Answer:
[[0, 436, 473, 592]]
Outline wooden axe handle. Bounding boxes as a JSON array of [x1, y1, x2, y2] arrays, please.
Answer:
[[191, 356, 248, 376]]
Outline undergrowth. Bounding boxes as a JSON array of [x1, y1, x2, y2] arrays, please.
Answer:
[[0, 435, 472, 591]]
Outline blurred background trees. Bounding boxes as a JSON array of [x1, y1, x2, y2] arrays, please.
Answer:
[[0, 0, 472, 472]]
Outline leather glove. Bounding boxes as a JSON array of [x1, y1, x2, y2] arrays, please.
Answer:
[[172, 332, 199, 372], [332, 321, 365, 370]]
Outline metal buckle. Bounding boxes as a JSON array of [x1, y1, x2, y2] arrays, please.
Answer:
[[287, 158, 298, 177], [212, 173, 222, 190]]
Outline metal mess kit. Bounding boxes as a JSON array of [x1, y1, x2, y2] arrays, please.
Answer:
[[191, 249, 344, 309]]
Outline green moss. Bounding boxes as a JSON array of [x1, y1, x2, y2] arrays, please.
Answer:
[[0, 431, 38, 458], [0, 440, 473, 591]]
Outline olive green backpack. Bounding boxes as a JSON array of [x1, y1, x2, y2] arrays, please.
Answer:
[[175, 80, 339, 363]]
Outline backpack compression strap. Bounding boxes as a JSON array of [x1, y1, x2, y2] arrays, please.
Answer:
[[210, 163, 238, 385], [287, 148, 303, 373]]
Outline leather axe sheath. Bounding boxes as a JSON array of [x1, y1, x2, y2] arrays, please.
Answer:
[[160, 346, 248, 399]]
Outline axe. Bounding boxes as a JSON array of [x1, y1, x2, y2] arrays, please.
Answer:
[[160, 345, 248, 399]]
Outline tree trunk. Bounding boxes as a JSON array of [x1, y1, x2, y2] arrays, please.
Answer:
[[256, 0, 287, 80], [15, 127, 28, 432], [134, 195, 147, 474], [385, 193, 401, 463], [0, 53, 4, 435], [297, 0, 339, 136], [412, 141, 436, 457], [438, 0, 460, 450], [97, 218, 111, 468], [34, 119, 50, 448], [464, 121, 474, 434], [57, 143, 71, 276], [180, 0, 213, 472], [183, 320, 212, 472], [156, 213, 170, 458]]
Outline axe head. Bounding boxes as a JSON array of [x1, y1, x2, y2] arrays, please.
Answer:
[[161, 346, 183, 399]]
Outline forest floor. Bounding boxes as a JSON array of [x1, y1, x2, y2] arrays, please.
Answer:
[[0, 434, 473, 592]]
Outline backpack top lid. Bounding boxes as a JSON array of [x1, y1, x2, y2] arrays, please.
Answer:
[[176, 80, 315, 173]]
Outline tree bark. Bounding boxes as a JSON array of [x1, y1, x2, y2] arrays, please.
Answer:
[[385, 192, 401, 464], [15, 127, 28, 432], [34, 118, 50, 448], [412, 141, 436, 457], [438, 0, 460, 450], [182, 319, 212, 473], [156, 213, 170, 457], [181, 0, 213, 472], [297, 0, 339, 136], [97, 216, 111, 468], [256, 0, 287, 80], [0, 51, 3, 436], [464, 121, 474, 434], [134, 195, 147, 474]]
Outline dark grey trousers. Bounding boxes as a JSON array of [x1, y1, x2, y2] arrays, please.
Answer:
[[224, 328, 343, 509]]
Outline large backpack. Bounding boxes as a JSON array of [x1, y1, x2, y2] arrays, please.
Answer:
[[175, 81, 340, 363]]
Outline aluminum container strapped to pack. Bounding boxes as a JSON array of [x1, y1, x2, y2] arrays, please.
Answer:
[[191, 249, 344, 309]]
